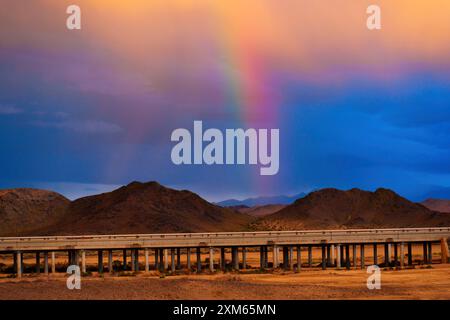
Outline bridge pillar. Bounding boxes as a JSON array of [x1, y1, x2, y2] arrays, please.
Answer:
[[407, 243, 413, 265], [35, 252, 40, 274], [123, 249, 127, 270], [233, 247, 240, 270], [187, 248, 191, 271], [330, 245, 335, 266], [384, 244, 390, 266], [81, 250, 86, 273], [321, 245, 326, 270], [282, 246, 289, 270], [134, 249, 139, 271], [326, 245, 332, 267], [108, 250, 113, 273], [340, 245, 344, 267], [360, 244, 365, 269], [427, 242, 433, 264], [394, 243, 398, 266], [16, 251, 22, 278], [400, 242, 405, 269], [373, 244, 378, 265], [441, 238, 449, 263], [422, 242, 428, 264], [159, 249, 164, 272], [352, 245, 357, 269], [220, 248, 225, 270], [44, 251, 49, 275], [144, 248, 149, 272], [131, 249, 135, 271], [98, 251, 103, 273], [51, 252, 55, 273], [345, 245, 350, 270], [154, 249, 159, 271], [272, 246, 278, 269], [296, 245, 301, 272], [196, 247, 202, 272], [171, 248, 176, 272], [164, 249, 169, 270], [336, 244, 341, 269], [264, 246, 269, 268], [308, 245, 313, 267], [13, 253, 17, 274], [209, 248, 214, 272], [289, 246, 294, 270], [242, 247, 247, 269], [176, 248, 181, 270]]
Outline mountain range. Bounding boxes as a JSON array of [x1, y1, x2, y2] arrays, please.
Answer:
[[216, 193, 306, 207], [1, 182, 450, 236]]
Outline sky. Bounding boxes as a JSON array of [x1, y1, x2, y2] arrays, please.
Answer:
[[0, 0, 449, 202]]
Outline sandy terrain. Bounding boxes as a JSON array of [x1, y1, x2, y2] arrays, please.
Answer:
[[0, 264, 449, 300]]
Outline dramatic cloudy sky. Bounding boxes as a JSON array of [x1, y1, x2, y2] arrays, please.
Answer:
[[0, 0, 449, 201]]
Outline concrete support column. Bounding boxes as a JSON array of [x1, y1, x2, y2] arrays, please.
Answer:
[[171, 248, 176, 272], [336, 244, 341, 269], [308, 245, 313, 267], [273, 245, 279, 269], [164, 249, 169, 270], [144, 248, 149, 272], [187, 248, 191, 271], [51, 252, 56, 273], [209, 247, 214, 272], [394, 243, 398, 265], [407, 243, 413, 265], [44, 252, 49, 275], [282, 246, 289, 270], [321, 245, 326, 270], [400, 242, 405, 269], [98, 251, 103, 273], [154, 249, 159, 271], [384, 244, 390, 266], [264, 247, 269, 268], [340, 246, 344, 267], [16, 251, 22, 278], [344, 245, 350, 270], [176, 248, 181, 270], [441, 238, 449, 264], [242, 247, 247, 269], [423, 242, 428, 264], [289, 246, 294, 270], [296, 245, 301, 271], [220, 248, 225, 270], [330, 244, 335, 266], [352, 245, 357, 269], [232, 247, 239, 270], [326, 245, 331, 267], [196, 247, 201, 272], [159, 249, 165, 272], [360, 244, 365, 269], [108, 250, 113, 273], [373, 244, 378, 265], [131, 249, 135, 271], [35, 252, 40, 274], [427, 242, 433, 264], [134, 249, 139, 271], [81, 250, 86, 273], [123, 249, 127, 270]]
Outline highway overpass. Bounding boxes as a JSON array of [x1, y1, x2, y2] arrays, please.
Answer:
[[0, 227, 449, 277]]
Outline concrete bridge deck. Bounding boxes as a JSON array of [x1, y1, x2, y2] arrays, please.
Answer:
[[1, 227, 449, 252]]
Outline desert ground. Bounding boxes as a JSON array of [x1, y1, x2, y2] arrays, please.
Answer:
[[0, 265, 449, 300], [0, 245, 449, 300]]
